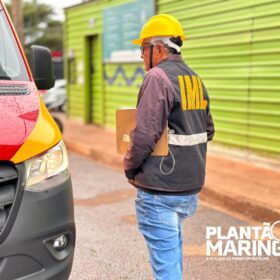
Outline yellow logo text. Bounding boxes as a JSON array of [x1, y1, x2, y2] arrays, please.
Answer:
[[178, 75, 207, 110]]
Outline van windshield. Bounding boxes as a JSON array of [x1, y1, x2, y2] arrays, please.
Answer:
[[0, 8, 29, 81]]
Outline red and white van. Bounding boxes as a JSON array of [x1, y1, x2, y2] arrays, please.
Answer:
[[0, 1, 75, 279]]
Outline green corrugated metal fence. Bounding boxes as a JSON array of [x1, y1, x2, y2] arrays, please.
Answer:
[[65, 0, 135, 123], [65, 0, 280, 156], [104, 63, 143, 126], [157, 0, 280, 156]]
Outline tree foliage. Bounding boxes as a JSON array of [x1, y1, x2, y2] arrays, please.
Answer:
[[6, 1, 63, 58]]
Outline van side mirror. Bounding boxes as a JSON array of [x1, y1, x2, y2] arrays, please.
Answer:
[[30, 45, 55, 90]]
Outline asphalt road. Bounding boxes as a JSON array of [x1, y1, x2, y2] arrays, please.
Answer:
[[68, 152, 279, 280]]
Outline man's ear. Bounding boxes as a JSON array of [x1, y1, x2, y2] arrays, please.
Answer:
[[155, 45, 162, 56]]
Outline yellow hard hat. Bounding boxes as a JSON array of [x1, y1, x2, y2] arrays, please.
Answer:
[[132, 14, 186, 45]]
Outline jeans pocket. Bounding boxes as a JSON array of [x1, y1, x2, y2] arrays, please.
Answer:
[[155, 202, 179, 228], [155, 194, 198, 224]]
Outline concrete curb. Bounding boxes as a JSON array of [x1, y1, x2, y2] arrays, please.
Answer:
[[200, 188, 280, 223], [65, 140, 123, 171], [65, 139, 280, 224]]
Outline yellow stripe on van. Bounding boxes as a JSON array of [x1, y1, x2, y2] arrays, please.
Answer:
[[11, 97, 62, 164]]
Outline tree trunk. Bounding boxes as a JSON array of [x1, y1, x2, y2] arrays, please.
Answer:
[[11, 0, 24, 44]]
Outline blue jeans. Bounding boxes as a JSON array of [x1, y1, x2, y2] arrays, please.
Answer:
[[135, 189, 198, 280]]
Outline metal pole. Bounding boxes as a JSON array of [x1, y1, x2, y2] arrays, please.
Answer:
[[11, 0, 24, 44]]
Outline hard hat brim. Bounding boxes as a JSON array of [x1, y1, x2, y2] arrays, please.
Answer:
[[131, 38, 143, 45], [181, 35, 187, 41]]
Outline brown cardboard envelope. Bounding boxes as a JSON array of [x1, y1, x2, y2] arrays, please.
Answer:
[[116, 108, 168, 156]]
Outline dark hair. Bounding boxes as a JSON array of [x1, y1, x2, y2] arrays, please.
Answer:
[[166, 36, 183, 54]]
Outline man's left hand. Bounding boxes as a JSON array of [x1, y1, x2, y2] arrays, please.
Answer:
[[125, 168, 138, 180]]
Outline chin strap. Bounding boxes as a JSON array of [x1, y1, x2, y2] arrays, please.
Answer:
[[149, 45, 154, 69]]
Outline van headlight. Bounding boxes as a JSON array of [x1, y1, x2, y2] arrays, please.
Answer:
[[25, 141, 69, 190]]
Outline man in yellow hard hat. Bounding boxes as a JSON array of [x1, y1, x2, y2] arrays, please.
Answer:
[[124, 14, 215, 279]]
